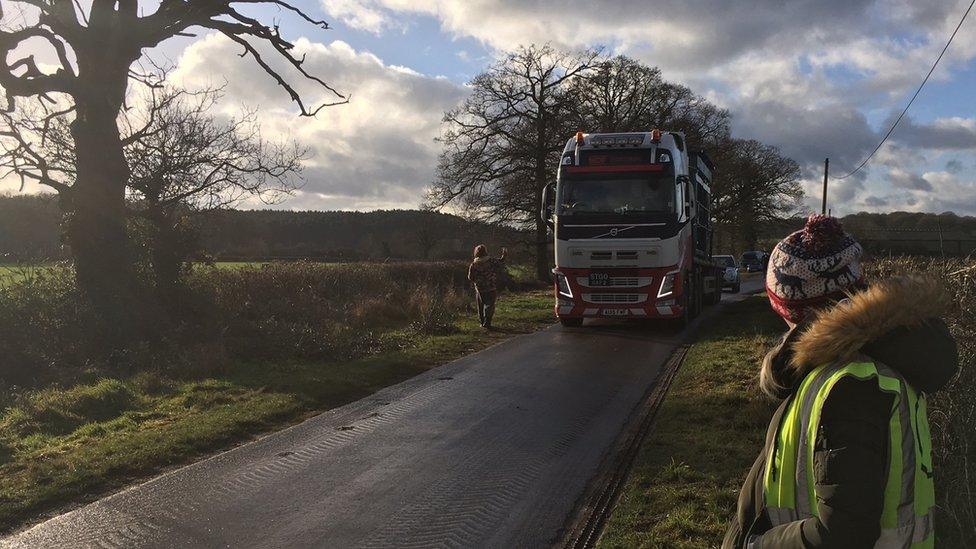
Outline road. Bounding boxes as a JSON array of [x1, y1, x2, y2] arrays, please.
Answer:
[[4, 276, 764, 549]]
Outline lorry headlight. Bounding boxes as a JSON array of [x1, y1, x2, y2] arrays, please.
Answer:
[[556, 273, 573, 298], [658, 271, 679, 298]]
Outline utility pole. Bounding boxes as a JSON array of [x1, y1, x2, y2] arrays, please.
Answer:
[[821, 158, 829, 215]]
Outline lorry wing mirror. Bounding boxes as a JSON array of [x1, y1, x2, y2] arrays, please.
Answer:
[[541, 184, 555, 230]]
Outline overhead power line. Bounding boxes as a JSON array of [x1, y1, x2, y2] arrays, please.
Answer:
[[835, 0, 976, 180]]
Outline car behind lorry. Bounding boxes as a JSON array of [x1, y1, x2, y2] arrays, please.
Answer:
[[739, 250, 768, 273], [713, 255, 740, 293]]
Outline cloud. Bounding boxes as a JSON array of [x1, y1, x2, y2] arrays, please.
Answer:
[[851, 170, 976, 217], [732, 100, 877, 169], [945, 159, 964, 173], [890, 115, 976, 151], [888, 167, 933, 191], [900, 171, 976, 214], [172, 35, 466, 210], [321, 0, 402, 34], [11, 0, 974, 217], [334, 0, 974, 95], [864, 195, 889, 207], [331, 0, 899, 75], [329, 0, 976, 214]]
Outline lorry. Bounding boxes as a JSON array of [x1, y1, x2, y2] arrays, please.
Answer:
[[541, 130, 722, 327]]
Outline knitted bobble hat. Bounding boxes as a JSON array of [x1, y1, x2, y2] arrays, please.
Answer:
[[766, 215, 864, 324]]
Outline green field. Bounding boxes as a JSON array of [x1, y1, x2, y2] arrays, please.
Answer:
[[0, 288, 553, 533]]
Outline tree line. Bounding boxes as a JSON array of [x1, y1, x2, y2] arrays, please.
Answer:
[[0, 195, 530, 263], [427, 46, 805, 280]]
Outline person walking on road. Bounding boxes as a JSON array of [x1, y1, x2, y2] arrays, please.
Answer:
[[468, 244, 507, 329], [724, 215, 958, 549]]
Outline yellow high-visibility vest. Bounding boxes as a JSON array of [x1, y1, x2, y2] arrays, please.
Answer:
[[762, 360, 935, 548]]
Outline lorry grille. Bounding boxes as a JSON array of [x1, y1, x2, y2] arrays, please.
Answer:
[[576, 276, 648, 288], [583, 293, 647, 304], [588, 250, 640, 263]]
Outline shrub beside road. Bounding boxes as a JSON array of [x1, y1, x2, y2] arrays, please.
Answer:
[[0, 262, 552, 533]]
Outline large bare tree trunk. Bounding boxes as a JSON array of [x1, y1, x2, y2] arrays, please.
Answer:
[[65, 70, 137, 331]]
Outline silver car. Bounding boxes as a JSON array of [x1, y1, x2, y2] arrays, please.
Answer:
[[713, 255, 741, 293]]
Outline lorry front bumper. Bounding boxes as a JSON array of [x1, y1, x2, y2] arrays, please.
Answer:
[[556, 301, 683, 319], [552, 266, 684, 320]]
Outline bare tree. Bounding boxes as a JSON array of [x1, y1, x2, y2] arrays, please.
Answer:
[[569, 55, 730, 150], [710, 138, 803, 249], [123, 86, 304, 295], [0, 0, 344, 323], [570, 55, 803, 250], [427, 44, 599, 280]]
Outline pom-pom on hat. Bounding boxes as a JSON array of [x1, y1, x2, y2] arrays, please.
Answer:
[[766, 215, 864, 323]]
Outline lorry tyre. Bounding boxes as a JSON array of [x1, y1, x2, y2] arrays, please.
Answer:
[[559, 317, 584, 327], [672, 308, 690, 330], [711, 281, 722, 303], [704, 271, 719, 306]]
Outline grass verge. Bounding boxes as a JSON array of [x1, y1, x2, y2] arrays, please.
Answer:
[[597, 295, 783, 548], [0, 289, 553, 534]]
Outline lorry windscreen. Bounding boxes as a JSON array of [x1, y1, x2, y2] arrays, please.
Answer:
[[557, 174, 674, 216]]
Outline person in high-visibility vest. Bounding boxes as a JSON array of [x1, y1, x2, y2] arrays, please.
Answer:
[[724, 215, 958, 548]]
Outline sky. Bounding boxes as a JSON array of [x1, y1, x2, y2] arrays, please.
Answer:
[[3, 0, 976, 216]]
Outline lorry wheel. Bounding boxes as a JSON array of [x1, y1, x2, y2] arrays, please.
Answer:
[[672, 310, 690, 331], [704, 273, 719, 306], [690, 271, 703, 318], [559, 317, 583, 327]]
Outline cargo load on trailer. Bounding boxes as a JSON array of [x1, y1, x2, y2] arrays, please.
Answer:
[[541, 130, 721, 327]]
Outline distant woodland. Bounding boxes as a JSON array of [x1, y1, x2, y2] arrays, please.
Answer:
[[0, 194, 529, 262], [727, 211, 976, 256]]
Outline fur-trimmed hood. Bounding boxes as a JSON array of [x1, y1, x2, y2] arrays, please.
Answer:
[[761, 277, 959, 398]]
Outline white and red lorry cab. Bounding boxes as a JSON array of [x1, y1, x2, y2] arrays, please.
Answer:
[[541, 130, 721, 327]]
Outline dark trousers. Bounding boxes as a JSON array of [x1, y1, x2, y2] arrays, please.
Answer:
[[476, 289, 497, 327]]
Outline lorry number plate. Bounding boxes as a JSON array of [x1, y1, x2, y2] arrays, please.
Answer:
[[589, 273, 610, 286], [602, 308, 629, 316]]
